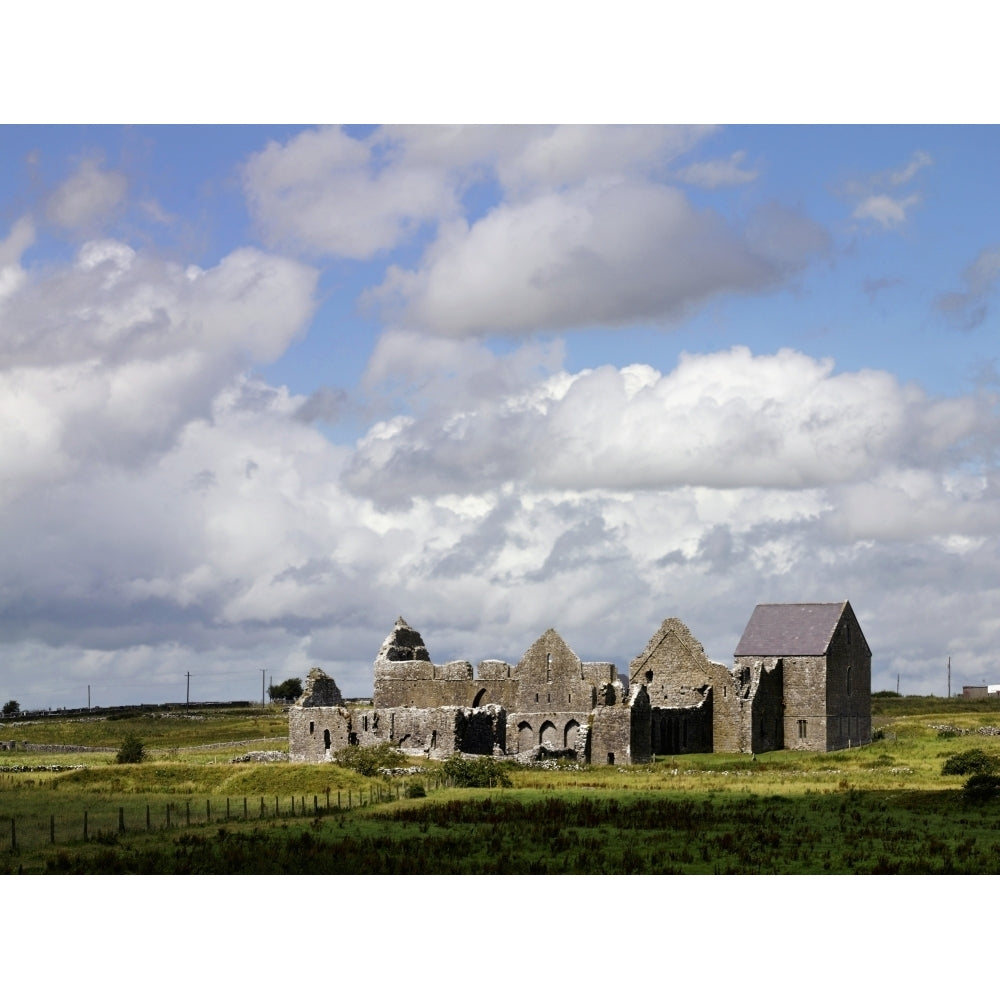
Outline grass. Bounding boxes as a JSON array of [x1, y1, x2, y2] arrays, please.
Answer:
[[4, 696, 1000, 873]]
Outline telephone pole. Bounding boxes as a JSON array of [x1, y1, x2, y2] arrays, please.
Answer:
[[186, 671, 190, 705], [948, 656, 951, 699]]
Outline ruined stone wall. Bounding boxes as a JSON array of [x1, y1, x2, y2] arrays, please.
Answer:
[[510, 630, 609, 715], [508, 710, 589, 755], [630, 619, 731, 710], [591, 704, 633, 765], [289, 705, 352, 762]]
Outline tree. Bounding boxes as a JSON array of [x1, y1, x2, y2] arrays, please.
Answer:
[[116, 734, 147, 764], [2, 699, 19, 715], [268, 678, 303, 702]]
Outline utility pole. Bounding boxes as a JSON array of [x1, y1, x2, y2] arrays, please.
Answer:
[[87, 684, 91, 710], [896, 672, 900, 696], [186, 671, 190, 705], [261, 668, 266, 708], [948, 656, 951, 698]]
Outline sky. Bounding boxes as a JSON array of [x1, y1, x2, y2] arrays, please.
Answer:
[[3, 119, 999, 708]]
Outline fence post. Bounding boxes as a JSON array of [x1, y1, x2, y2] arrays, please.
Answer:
[[119, 807, 125, 833], [207, 800, 211, 823], [50, 815, 55, 844], [326, 789, 330, 810], [166, 803, 171, 828], [146, 803, 150, 830], [301, 796, 305, 815], [226, 797, 230, 820], [243, 797, 247, 820], [348, 790, 351, 808], [338, 790, 341, 809], [314, 795, 318, 814], [275, 795, 278, 817], [186, 801, 190, 827], [83, 810, 88, 842], [260, 796, 265, 818], [11, 817, 16, 851]]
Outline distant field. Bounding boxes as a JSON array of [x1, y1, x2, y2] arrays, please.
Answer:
[[4, 697, 1000, 873]]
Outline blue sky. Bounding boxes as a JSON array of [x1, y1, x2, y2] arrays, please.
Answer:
[[1, 121, 999, 707]]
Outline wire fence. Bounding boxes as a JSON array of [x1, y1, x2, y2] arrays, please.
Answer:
[[3, 776, 451, 855]]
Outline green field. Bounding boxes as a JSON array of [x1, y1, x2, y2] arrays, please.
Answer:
[[4, 697, 1000, 873]]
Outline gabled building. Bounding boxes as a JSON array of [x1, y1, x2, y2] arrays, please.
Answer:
[[733, 601, 871, 751]]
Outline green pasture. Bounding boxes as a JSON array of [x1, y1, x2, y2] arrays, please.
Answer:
[[4, 696, 1000, 873]]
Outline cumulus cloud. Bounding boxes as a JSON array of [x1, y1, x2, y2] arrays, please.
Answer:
[[46, 158, 128, 230], [348, 341, 996, 499], [5, 325, 1000, 703], [371, 182, 825, 336], [0, 239, 318, 492], [242, 126, 464, 258], [245, 125, 826, 337], [935, 245, 1000, 330]]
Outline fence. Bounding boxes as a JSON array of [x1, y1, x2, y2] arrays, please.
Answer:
[[3, 776, 452, 856]]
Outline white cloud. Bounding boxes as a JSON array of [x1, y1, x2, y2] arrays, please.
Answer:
[[846, 150, 931, 229], [0, 239, 318, 490], [371, 181, 825, 336], [853, 193, 919, 227], [46, 158, 128, 230], [242, 126, 464, 258]]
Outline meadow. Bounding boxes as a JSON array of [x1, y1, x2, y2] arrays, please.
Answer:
[[3, 696, 1000, 873]]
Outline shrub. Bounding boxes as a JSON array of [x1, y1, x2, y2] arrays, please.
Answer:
[[405, 780, 426, 798], [116, 734, 147, 764], [268, 678, 303, 702], [872, 690, 901, 698], [442, 755, 512, 788], [2, 699, 19, 715], [333, 742, 405, 777], [937, 729, 960, 739], [942, 748, 1000, 776], [963, 773, 1000, 804]]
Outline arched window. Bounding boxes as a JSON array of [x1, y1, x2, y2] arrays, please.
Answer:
[[323, 729, 331, 750], [847, 666, 853, 695]]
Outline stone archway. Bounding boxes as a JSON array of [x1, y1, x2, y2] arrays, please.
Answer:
[[539, 720, 556, 748], [472, 688, 487, 708], [517, 721, 534, 753], [564, 719, 579, 749]]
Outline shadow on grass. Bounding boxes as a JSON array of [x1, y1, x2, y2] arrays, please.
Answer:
[[23, 787, 1000, 874]]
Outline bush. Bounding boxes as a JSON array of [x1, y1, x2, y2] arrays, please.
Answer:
[[405, 780, 426, 798], [2, 699, 19, 715], [116, 734, 147, 764], [872, 690, 901, 698], [333, 742, 405, 777], [963, 773, 1000, 804], [942, 748, 1000, 776], [442, 755, 512, 788]]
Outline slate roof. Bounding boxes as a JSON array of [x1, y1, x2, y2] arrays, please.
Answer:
[[734, 602, 850, 657]]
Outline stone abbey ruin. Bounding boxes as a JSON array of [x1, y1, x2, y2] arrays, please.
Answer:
[[289, 601, 872, 765]]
